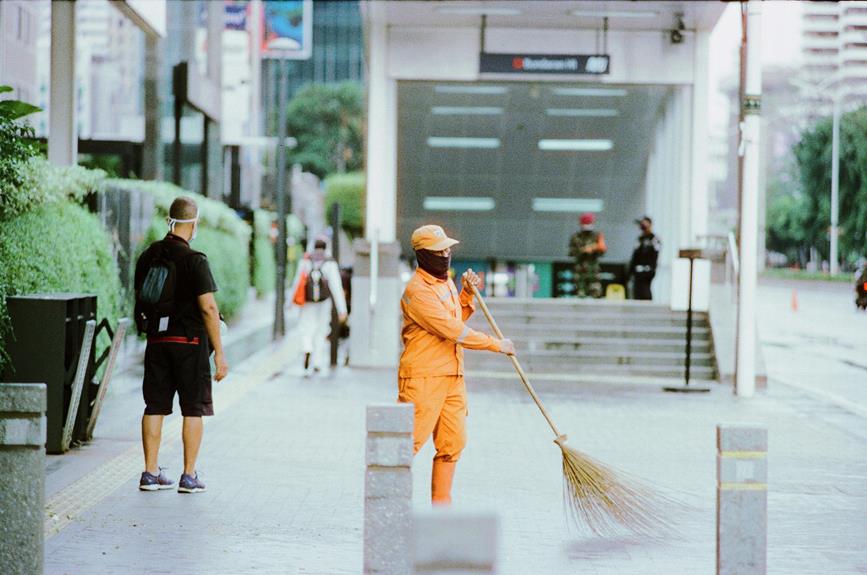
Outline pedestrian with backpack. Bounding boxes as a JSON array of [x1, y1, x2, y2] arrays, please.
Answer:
[[289, 238, 347, 377], [133, 196, 228, 493]]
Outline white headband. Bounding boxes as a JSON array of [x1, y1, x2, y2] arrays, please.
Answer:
[[167, 212, 198, 233]]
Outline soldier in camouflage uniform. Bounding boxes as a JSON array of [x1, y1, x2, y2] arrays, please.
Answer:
[[569, 213, 607, 298]]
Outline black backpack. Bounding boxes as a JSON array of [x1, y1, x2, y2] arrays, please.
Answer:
[[304, 259, 332, 303], [135, 241, 196, 335]]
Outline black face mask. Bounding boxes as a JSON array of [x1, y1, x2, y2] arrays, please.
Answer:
[[416, 249, 451, 280]]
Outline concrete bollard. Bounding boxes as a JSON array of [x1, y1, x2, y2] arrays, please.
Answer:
[[0, 383, 47, 575], [364, 404, 414, 575], [412, 509, 499, 574], [717, 424, 767, 575]]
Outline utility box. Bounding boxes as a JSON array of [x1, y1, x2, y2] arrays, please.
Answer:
[[1, 294, 97, 453]]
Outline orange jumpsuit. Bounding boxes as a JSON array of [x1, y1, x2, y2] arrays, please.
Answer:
[[398, 268, 500, 503]]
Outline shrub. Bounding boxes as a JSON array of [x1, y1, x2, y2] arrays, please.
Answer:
[[252, 209, 276, 297], [0, 202, 124, 373], [324, 171, 365, 237], [119, 179, 252, 319]]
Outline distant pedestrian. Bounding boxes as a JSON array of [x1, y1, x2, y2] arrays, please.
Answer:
[[629, 216, 661, 300], [290, 239, 347, 377], [398, 224, 515, 505], [569, 213, 607, 298], [133, 196, 228, 494]]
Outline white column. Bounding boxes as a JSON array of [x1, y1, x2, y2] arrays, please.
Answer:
[[49, 0, 77, 166], [736, 2, 762, 398], [830, 93, 840, 276], [364, 0, 397, 243], [690, 31, 712, 243]]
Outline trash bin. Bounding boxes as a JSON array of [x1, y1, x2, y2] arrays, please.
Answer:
[[1, 294, 97, 453]]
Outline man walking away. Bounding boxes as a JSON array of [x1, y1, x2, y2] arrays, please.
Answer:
[[399, 225, 515, 505], [290, 239, 347, 377], [134, 196, 229, 493], [569, 213, 607, 298], [629, 216, 661, 301]]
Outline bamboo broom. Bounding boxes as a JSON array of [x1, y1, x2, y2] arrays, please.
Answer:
[[469, 284, 676, 536]]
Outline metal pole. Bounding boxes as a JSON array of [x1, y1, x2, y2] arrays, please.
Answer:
[[274, 59, 288, 339], [736, 1, 762, 398], [830, 92, 840, 276], [330, 202, 342, 367], [685, 257, 694, 387]]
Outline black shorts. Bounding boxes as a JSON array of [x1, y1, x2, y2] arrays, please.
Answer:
[[143, 335, 213, 417]]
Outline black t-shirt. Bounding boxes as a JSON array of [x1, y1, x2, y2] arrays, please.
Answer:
[[134, 234, 218, 335]]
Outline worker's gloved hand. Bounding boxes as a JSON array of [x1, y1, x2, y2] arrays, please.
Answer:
[[462, 268, 482, 291], [498, 339, 516, 356]]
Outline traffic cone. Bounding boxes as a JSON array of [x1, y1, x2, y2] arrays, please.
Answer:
[[791, 289, 799, 312]]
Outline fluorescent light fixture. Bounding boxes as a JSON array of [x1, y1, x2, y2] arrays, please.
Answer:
[[571, 10, 658, 19], [551, 87, 628, 97], [533, 198, 605, 213], [434, 85, 510, 95], [432, 106, 504, 115], [424, 196, 496, 212], [437, 7, 521, 16], [427, 137, 501, 149], [538, 139, 613, 151], [545, 108, 619, 117]]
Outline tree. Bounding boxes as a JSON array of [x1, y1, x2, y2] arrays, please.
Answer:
[[324, 172, 365, 238], [284, 82, 364, 179], [794, 107, 867, 267]]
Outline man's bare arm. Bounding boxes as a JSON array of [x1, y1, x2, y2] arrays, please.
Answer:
[[197, 292, 228, 381]]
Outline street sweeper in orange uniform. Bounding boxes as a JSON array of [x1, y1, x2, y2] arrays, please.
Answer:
[[398, 225, 515, 505]]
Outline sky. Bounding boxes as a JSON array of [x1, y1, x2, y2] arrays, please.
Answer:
[[708, 1, 804, 130]]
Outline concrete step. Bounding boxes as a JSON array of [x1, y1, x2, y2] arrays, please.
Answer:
[[470, 313, 709, 329], [466, 350, 715, 369], [466, 322, 711, 341], [508, 336, 711, 354], [466, 362, 716, 380], [464, 370, 718, 392]]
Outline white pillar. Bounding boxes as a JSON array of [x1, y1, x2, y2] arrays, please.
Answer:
[[364, 0, 397, 244], [736, 2, 762, 398], [830, 93, 840, 276], [689, 31, 711, 244], [49, 0, 77, 166]]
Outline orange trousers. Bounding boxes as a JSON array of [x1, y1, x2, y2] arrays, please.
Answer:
[[397, 375, 467, 463]]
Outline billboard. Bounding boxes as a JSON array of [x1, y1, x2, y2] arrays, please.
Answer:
[[261, 0, 313, 60]]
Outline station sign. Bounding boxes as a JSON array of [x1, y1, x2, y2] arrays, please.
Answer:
[[479, 53, 610, 76]]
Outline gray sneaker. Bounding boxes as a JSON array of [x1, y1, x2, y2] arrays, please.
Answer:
[[178, 472, 206, 493], [139, 469, 175, 491]]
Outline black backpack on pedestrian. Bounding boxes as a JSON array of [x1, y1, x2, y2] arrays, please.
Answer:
[[134, 240, 197, 335], [304, 259, 332, 303]]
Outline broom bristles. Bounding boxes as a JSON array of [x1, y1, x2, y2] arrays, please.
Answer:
[[558, 441, 682, 537]]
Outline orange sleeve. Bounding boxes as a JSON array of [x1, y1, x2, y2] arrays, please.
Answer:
[[597, 232, 607, 254], [459, 286, 476, 321], [405, 287, 500, 351]]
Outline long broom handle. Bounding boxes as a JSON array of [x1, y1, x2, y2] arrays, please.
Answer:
[[469, 284, 564, 439]]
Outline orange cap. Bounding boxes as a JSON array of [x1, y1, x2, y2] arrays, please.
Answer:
[[411, 224, 459, 251]]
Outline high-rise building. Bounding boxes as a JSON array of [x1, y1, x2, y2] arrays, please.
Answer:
[[262, 0, 364, 136], [801, 1, 867, 116], [0, 0, 41, 106]]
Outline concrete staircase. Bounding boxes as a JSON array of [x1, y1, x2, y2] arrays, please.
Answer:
[[464, 298, 718, 389]]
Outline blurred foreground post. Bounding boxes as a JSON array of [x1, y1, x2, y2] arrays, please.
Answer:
[[364, 404, 413, 574], [0, 383, 47, 574], [412, 510, 498, 574], [717, 424, 767, 575]]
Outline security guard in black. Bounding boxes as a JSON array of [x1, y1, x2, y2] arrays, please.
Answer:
[[135, 233, 219, 416], [629, 216, 661, 301]]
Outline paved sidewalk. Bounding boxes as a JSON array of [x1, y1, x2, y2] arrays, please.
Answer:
[[44, 331, 867, 573]]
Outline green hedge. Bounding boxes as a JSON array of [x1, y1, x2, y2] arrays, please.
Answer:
[[0, 201, 124, 374], [324, 172, 365, 238], [252, 210, 276, 297], [119, 180, 252, 319]]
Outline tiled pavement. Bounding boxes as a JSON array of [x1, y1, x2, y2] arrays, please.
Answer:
[[44, 331, 867, 574]]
